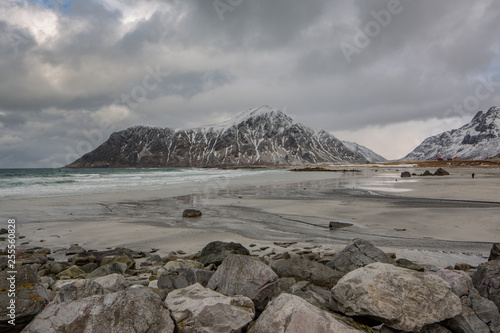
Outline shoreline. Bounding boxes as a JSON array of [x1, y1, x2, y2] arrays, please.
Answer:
[[2, 165, 499, 268]]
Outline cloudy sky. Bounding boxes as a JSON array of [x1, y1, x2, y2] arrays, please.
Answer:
[[1, 0, 500, 167]]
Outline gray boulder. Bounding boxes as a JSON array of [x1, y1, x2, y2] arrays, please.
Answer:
[[207, 254, 277, 302], [489, 244, 500, 261], [0, 265, 51, 332], [271, 255, 344, 288], [331, 262, 462, 332], [253, 277, 295, 311], [396, 258, 425, 272], [158, 268, 214, 291], [93, 273, 131, 292], [434, 269, 500, 333], [22, 286, 174, 333], [54, 279, 104, 303], [401, 171, 411, 178], [434, 168, 450, 176], [200, 241, 250, 266], [165, 283, 254, 333], [163, 259, 204, 270], [290, 281, 335, 312], [250, 293, 366, 333], [473, 260, 500, 310], [87, 262, 127, 278], [326, 238, 394, 273]]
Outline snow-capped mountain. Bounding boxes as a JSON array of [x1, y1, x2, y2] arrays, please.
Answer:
[[341, 141, 387, 163], [67, 106, 368, 168], [403, 106, 500, 160]]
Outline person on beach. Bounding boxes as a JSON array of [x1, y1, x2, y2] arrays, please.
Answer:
[[472, 173, 475, 179]]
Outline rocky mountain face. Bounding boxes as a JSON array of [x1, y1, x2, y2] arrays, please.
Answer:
[[341, 141, 387, 163], [403, 106, 500, 161], [67, 106, 370, 167]]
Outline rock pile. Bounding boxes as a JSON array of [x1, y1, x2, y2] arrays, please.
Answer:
[[2, 240, 499, 333]]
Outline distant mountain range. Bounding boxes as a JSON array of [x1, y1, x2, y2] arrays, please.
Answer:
[[67, 106, 385, 168], [403, 106, 500, 161]]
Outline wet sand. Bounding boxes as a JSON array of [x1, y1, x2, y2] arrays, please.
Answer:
[[2, 166, 499, 268]]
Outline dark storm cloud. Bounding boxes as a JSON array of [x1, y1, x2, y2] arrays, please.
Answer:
[[0, 0, 499, 166]]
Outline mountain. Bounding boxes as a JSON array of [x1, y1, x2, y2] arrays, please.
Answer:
[[67, 106, 368, 168], [341, 141, 387, 163], [403, 106, 500, 161]]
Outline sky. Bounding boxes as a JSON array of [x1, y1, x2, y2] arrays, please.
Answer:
[[1, 0, 500, 167]]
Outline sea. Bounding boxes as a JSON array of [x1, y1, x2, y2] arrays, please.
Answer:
[[0, 168, 282, 199], [0, 167, 411, 199]]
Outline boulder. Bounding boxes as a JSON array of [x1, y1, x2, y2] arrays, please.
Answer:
[[421, 170, 433, 176], [22, 286, 174, 333], [434, 269, 500, 333], [87, 262, 127, 278], [290, 281, 334, 312], [473, 260, 500, 310], [56, 265, 86, 279], [182, 209, 202, 217], [207, 254, 278, 302], [200, 241, 250, 266], [401, 171, 411, 178], [0, 264, 51, 333], [434, 168, 450, 176], [329, 221, 353, 230], [331, 263, 462, 332], [271, 256, 344, 288], [49, 262, 70, 275], [93, 273, 130, 292], [65, 245, 86, 255], [489, 243, 500, 261], [326, 238, 394, 273], [158, 268, 214, 291], [253, 277, 296, 311], [164, 259, 204, 270], [165, 283, 254, 333], [250, 293, 366, 333], [396, 258, 425, 272], [100, 255, 135, 269], [54, 279, 104, 303]]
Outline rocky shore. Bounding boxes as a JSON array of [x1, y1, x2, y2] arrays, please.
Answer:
[[1, 239, 499, 333]]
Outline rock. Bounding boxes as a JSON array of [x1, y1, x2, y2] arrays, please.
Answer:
[[182, 209, 202, 217], [326, 238, 394, 273], [401, 171, 411, 178], [434, 168, 450, 176], [56, 265, 86, 279], [65, 245, 86, 255], [100, 255, 135, 269], [54, 279, 104, 303], [200, 241, 250, 266], [331, 263, 462, 332], [70, 252, 97, 266], [0, 228, 7, 234], [49, 262, 70, 275], [253, 277, 296, 311], [396, 258, 425, 272], [290, 281, 334, 312], [80, 262, 98, 273], [329, 221, 353, 230], [0, 265, 51, 332], [271, 256, 344, 288], [22, 286, 175, 333], [454, 262, 473, 271], [158, 267, 214, 291], [421, 170, 433, 176], [473, 260, 500, 310], [250, 293, 366, 333], [164, 259, 204, 270], [93, 273, 130, 292], [165, 283, 255, 333], [34, 248, 51, 255], [489, 243, 500, 261], [208, 254, 278, 303], [87, 262, 127, 278], [434, 269, 500, 333]]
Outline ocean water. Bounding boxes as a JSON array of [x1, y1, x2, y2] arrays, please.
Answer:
[[0, 168, 281, 198]]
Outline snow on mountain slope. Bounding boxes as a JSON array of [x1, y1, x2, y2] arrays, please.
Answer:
[[403, 106, 500, 160], [67, 106, 368, 167], [342, 141, 387, 162]]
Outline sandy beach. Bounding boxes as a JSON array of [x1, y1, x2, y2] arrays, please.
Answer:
[[2, 166, 499, 268]]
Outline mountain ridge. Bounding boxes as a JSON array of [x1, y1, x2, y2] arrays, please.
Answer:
[[403, 106, 500, 161], [68, 106, 382, 168]]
